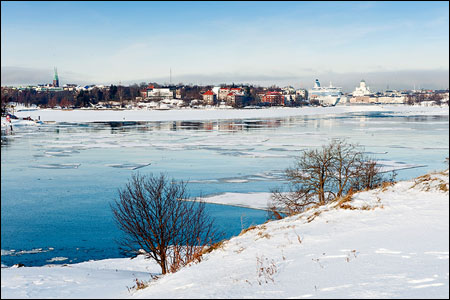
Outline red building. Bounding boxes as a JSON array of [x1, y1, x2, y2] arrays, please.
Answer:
[[261, 91, 284, 105]]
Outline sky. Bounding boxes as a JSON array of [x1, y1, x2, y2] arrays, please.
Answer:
[[1, 1, 449, 91]]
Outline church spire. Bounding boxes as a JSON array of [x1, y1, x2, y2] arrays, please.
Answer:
[[53, 67, 59, 87]]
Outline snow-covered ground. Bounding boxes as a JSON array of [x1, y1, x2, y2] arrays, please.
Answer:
[[1, 256, 160, 298], [2, 169, 448, 298], [11, 105, 449, 123]]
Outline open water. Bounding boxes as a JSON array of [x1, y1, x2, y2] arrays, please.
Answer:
[[1, 110, 448, 266]]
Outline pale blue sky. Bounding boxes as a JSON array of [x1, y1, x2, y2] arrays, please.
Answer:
[[1, 1, 449, 90]]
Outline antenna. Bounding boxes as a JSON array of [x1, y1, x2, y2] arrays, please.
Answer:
[[170, 68, 172, 85]]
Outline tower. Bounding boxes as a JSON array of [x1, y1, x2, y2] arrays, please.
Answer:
[[53, 67, 59, 87]]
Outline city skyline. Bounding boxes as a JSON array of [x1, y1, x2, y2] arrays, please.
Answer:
[[1, 1, 449, 90]]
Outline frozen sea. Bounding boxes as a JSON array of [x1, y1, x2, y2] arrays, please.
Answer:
[[1, 109, 448, 266]]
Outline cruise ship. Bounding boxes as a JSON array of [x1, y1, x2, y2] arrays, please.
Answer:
[[308, 79, 342, 106]]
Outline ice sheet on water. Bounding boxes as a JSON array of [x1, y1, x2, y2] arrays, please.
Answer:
[[32, 163, 81, 169], [354, 127, 416, 131], [43, 149, 81, 157], [267, 147, 292, 152], [189, 171, 285, 185], [188, 179, 220, 184], [222, 179, 249, 183], [1, 247, 54, 256], [46, 257, 68, 263], [220, 151, 289, 158], [377, 160, 426, 173], [105, 163, 151, 170], [203, 146, 255, 152], [365, 151, 388, 155]]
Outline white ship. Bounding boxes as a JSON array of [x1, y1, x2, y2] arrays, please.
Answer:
[[308, 79, 342, 106]]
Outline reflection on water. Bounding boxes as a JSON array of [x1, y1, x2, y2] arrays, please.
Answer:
[[1, 111, 448, 267]]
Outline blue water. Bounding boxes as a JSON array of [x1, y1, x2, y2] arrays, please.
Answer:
[[1, 111, 448, 266]]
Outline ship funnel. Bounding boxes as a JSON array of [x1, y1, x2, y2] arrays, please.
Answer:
[[314, 79, 320, 88]]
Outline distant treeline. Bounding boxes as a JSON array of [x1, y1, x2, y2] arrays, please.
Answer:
[[1, 84, 142, 109], [405, 93, 447, 105], [1, 83, 285, 111]]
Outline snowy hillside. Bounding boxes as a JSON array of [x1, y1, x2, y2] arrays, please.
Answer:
[[1, 170, 448, 299]]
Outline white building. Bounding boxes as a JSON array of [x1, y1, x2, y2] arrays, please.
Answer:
[[212, 86, 221, 96], [295, 89, 307, 99], [282, 86, 295, 95], [352, 80, 372, 97], [146, 88, 174, 100]]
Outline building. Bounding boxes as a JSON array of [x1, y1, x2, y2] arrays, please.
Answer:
[[226, 92, 245, 107], [143, 85, 174, 100], [261, 91, 284, 105], [282, 86, 295, 95], [349, 80, 378, 103], [175, 88, 183, 99], [53, 67, 59, 87], [377, 96, 406, 104], [218, 87, 245, 101], [202, 90, 217, 105], [352, 80, 371, 97], [349, 96, 374, 104], [295, 89, 308, 100], [63, 84, 77, 91]]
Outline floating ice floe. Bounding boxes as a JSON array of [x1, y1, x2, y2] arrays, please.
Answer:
[[220, 151, 289, 158], [377, 160, 426, 173], [32, 163, 81, 169], [222, 179, 249, 183], [189, 171, 284, 185], [198, 192, 273, 211], [189, 179, 220, 184], [46, 257, 68, 263], [105, 163, 151, 170], [43, 149, 80, 157], [1, 247, 54, 256]]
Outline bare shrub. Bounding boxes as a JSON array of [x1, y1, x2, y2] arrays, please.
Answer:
[[127, 278, 149, 293], [256, 255, 277, 284], [111, 173, 219, 275], [201, 240, 226, 255], [269, 139, 387, 217], [335, 190, 354, 208], [239, 225, 257, 236]]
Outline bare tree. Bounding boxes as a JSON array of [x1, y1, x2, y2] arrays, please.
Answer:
[[111, 173, 218, 275], [270, 142, 335, 216], [329, 140, 364, 198], [269, 140, 387, 217], [353, 160, 384, 191]]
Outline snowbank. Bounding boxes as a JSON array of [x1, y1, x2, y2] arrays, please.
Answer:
[[1, 170, 448, 298]]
